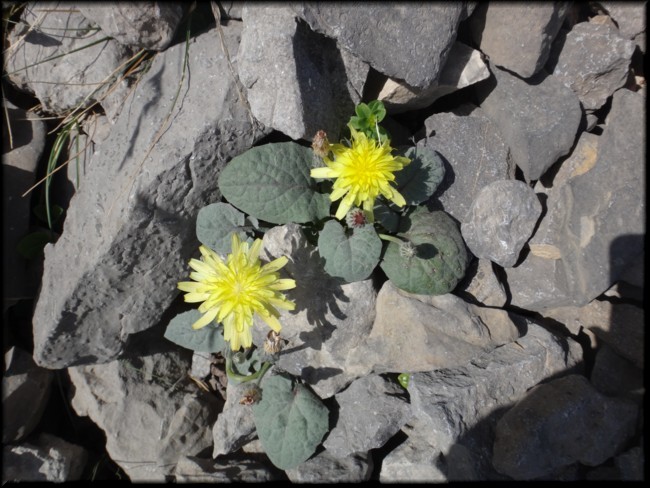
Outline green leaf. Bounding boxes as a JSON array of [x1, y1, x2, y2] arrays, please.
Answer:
[[367, 100, 386, 122], [164, 310, 227, 353], [253, 374, 329, 470], [196, 202, 249, 254], [380, 207, 469, 295], [218, 142, 331, 224], [374, 201, 401, 233], [16, 231, 54, 259], [355, 103, 371, 119], [318, 220, 381, 282], [394, 146, 445, 205], [397, 373, 410, 389]]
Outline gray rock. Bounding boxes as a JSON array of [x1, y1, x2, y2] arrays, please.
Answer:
[[590, 344, 643, 400], [32, 24, 266, 369], [253, 224, 377, 399], [2, 347, 53, 443], [462, 180, 542, 268], [614, 444, 644, 481], [378, 42, 490, 114], [2, 433, 87, 482], [237, 5, 368, 141], [469, 2, 570, 78], [455, 258, 508, 308], [68, 335, 210, 481], [173, 455, 279, 482], [506, 89, 645, 311], [492, 374, 638, 480], [323, 374, 411, 458], [601, 1, 647, 51], [347, 281, 521, 376], [5, 4, 133, 117], [292, 2, 467, 89], [541, 131, 600, 189], [422, 103, 515, 222], [552, 22, 635, 111], [286, 450, 373, 483], [211, 381, 257, 458], [77, 3, 185, 51], [381, 320, 582, 482], [2, 101, 47, 304], [477, 63, 582, 182], [543, 300, 644, 369]]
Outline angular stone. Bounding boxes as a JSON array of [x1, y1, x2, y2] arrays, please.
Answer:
[[600, 1, 647, 51], [542, 131, 600, 188], [286, 450, 373, 483], [2, 101, 47, 303], [492, 374, 638, 480], [211, 381, 257, 458], [469, 2, 570, 78], [253, 224, 377, 398], [477, 63, 582, 182], [68, 333, 211, 481], [237, 5, 368, 141], [1, 433, 87, 482], [455, 258, 507, 308], [173, 455, 279, 482], [77, 3, 185, 51], [552, 22, 635, 111], [506, 89, 645, 311], [422, 103, 515, 222], [5, 4, 133, 117], [2, 347, 53, 443], [292, 2, 467, 89], [461, 180, 542, 268], [323, 374, 411, 458], [543, 300, 644, 369], [394, 321, 582, 481], [590, 344, 643, 400], [32, 24, 265, 369], [347, 281, 521, 377], [378, 42, 490, 114]]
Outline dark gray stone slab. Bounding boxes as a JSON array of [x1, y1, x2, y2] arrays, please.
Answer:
[[492, 374, 638, 480], [292, 2, 468, 89], [469, 2, 570, 78], [32, 24, 266, 368], [422, 103, 515, 222], [477, 63, 582, 182]]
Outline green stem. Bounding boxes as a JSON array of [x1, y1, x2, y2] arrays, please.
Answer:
[[225, 350, 272, 384], [377, 233, 406, 246]]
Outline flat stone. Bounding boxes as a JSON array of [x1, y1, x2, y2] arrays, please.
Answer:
[[600, 1, 647, 51], [78, 3, 185, 51], [237, 5, 368, 140], [5, 5, 133, 117], [551, 22, 635, 111], [422, 103, 515, 222], [2, 433, 87, 482], [173, 455, 279, 482], [506, 89, 645, 311], [378, 42, 490, 114], [477, 63, 582, 182], [492, 374, 638, 480], [469, 2, 570, 78], [461, 180, 542, 268], [292, 3, 468, 89], [286, 450, 373, 483], [455, 258, 508, 308], [211, 381, 257, 458], [32, 24, 266, 369], [347, 281, 521, 376], [323, 374, 411, 459], [2, 347, 53, 443]]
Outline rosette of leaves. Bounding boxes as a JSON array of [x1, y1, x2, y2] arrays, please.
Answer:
[[348, 99, 389, 141]]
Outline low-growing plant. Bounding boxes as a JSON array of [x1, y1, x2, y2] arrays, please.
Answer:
[[164, 99, 469, 470]]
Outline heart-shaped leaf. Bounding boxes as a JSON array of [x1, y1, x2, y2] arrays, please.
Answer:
[[253, 374, 329, 470], [394, 146, 445, 205], [196, 202, 250, 254], [218, 142, 331, 224], [318, 220, 381, 282]]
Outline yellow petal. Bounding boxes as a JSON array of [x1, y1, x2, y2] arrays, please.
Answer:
[[192, 308, 219, 330]]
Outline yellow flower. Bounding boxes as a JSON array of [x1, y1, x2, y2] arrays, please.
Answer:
[[310, 128, 410, 220], [177, 234, 296, 351]]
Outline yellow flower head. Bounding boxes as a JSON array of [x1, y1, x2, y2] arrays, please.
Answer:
[[310, 127, 410, 221], [177, 234, 296, 351]]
